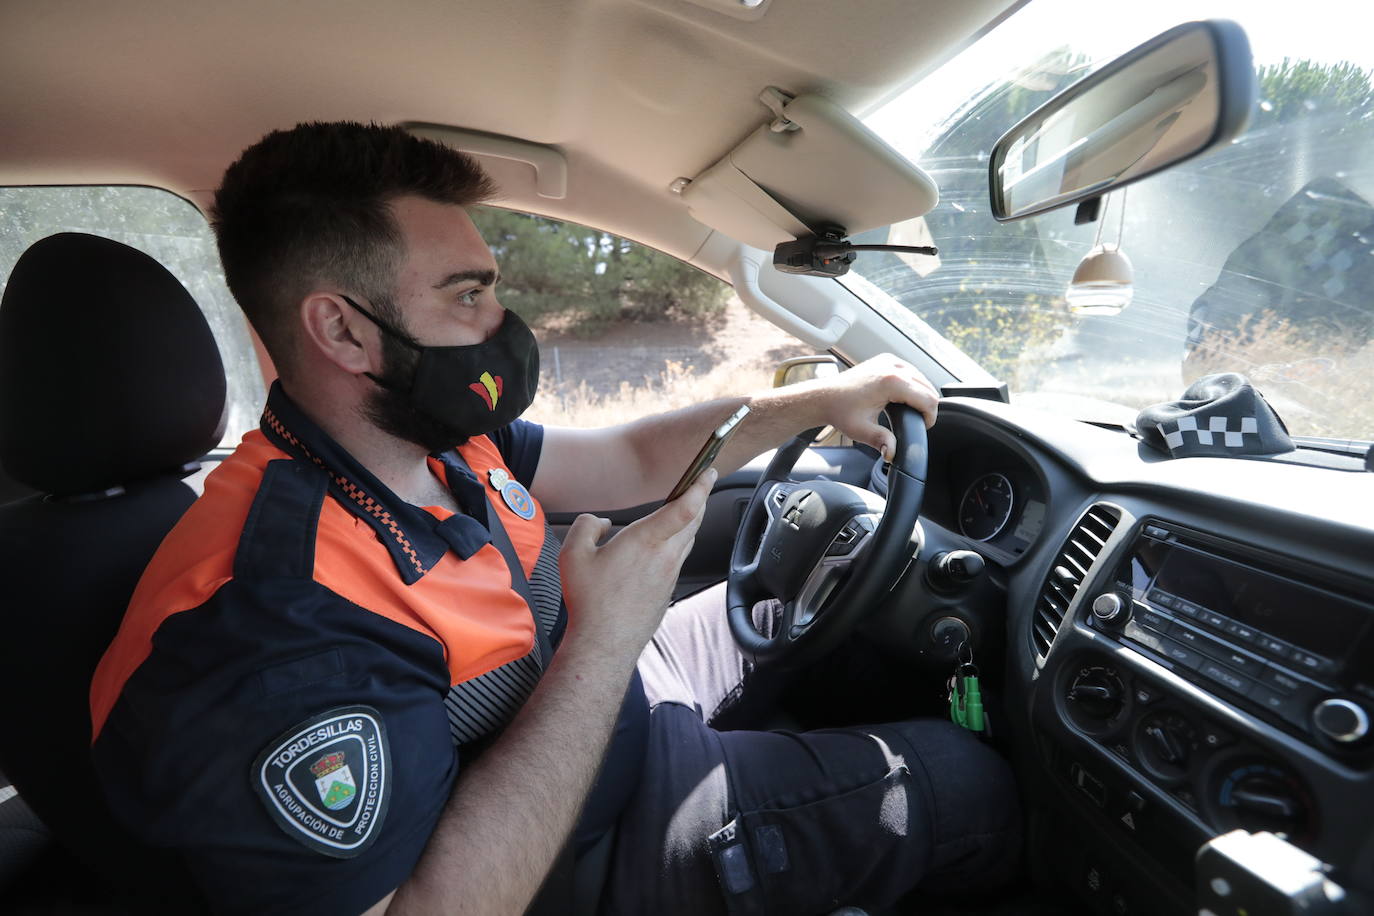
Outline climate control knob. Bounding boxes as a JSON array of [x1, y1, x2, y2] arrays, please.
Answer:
[[1207, 761, 1313, 843], [1065, 665, 1126, 732], [1313, 698, 1369, 744], [1136, 710, 1196, 781]]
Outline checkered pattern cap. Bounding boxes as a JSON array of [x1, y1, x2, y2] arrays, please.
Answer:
[[1137, 372, 1293, 458]]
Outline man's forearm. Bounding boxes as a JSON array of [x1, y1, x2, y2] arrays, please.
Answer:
[[535, 385, 829, 513], [615, 381, 835, 507], [379, 631, 638, 916], [533, 356, 937, 514]]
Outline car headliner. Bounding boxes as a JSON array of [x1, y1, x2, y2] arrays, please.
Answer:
[[1, 0, 1025, 263]]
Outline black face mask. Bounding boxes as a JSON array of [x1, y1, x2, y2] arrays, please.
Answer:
[[342, 294, 540, 444]]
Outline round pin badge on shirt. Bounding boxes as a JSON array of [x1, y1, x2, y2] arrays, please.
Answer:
[[489, 468, 536, 520]]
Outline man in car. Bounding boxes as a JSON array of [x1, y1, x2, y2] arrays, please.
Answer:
[[89, 121, 1020, 916]]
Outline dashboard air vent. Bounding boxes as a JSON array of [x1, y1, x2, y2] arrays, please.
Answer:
[[1032, 504, 1122, 657]]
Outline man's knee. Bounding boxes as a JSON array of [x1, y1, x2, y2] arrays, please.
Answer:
[[878, 719, 1021, 888]]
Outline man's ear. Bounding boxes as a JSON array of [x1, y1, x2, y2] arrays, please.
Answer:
[[299, 293, 381, 375]]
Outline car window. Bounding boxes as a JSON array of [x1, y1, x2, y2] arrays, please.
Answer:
[[0, 186, 267, 447], [853, 0, 1374, 440], [470, 207, 810, 427]]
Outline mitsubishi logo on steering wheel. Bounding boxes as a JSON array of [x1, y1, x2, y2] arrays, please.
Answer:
[[782, 490, 813, 530]]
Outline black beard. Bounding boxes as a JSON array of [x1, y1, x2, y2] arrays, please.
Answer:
[[363, 332, 470, 454]]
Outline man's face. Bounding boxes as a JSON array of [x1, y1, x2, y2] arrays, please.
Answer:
[[387, 195, 505, 347], [361, 195, 510, 453]]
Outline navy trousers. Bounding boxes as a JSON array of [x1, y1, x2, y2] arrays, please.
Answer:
[[602, 584, 1022, 915]]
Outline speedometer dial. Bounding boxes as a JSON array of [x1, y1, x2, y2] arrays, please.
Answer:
[[959, 473, 1015, 541]]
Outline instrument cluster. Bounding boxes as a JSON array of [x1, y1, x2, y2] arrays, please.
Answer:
[[950, 458, 1046, 558]]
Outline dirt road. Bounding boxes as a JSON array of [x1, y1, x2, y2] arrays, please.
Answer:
[[532, 295, 811, 397]]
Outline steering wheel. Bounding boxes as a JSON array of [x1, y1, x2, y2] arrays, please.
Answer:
[[727, 403, 928, 668]]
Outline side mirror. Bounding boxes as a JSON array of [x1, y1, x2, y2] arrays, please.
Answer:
[[773, 355, 839, 388], [989, 19, 1255, 221], [774, 356, 843, 445]]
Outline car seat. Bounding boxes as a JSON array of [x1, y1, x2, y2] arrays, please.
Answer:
[[0, 232, 227, 912]]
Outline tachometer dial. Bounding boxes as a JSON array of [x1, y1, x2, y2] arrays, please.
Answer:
[[959, 473, 1015, 541]]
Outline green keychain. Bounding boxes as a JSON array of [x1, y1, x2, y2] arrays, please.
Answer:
[[949, 663, 985, 733]]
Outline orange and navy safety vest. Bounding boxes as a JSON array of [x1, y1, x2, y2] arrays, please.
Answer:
[[85, 381, 575, 913]]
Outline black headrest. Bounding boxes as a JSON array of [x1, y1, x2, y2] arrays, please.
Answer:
[[0, 233, 227, 496]]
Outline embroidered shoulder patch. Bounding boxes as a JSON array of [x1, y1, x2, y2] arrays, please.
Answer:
[[252, 706, 390, 858]]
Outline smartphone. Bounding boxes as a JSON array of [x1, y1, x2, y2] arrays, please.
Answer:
[[665, 404, 750, 502]]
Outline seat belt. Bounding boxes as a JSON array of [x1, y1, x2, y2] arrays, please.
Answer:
[[446, 452, 555, 668], [482, 493, 555, 668], [445, 455, 579, 912]]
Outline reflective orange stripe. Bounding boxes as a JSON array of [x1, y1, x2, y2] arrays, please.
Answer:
[[91, 430, 545, 742], [313, 496, 535, 686], [90, 431, 286, 740]]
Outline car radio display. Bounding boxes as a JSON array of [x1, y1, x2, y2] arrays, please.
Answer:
[[1141, 542, 1368, 660]]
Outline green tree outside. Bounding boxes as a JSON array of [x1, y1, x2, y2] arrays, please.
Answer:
[[470, 207, 729, 332]]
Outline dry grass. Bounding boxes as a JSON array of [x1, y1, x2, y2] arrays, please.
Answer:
[[523, 309, 1374, 443], [1186, 315, 1374, 440], [524, 358, 777, 428]]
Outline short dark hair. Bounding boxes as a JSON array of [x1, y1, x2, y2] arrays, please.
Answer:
[[211, 121, 496, 369]]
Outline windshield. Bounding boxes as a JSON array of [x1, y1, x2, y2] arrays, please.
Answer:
[[854, 0, 1374, 441]]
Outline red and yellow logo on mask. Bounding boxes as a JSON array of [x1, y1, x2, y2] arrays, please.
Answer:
[[469, 371, 503, 410]]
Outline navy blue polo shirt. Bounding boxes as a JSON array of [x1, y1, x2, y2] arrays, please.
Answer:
[[90, 383, 647, 914]]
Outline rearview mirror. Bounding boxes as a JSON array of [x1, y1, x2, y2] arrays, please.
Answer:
[[989, 19, 1255, 221]]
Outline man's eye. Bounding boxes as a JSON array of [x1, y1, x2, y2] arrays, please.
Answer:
[[457, 288, 482, 306]]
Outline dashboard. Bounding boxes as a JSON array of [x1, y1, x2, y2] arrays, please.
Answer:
[[861, 396, 1374, 916]]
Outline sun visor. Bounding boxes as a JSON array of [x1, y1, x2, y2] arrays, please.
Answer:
[[679, 91, 938, 250]]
